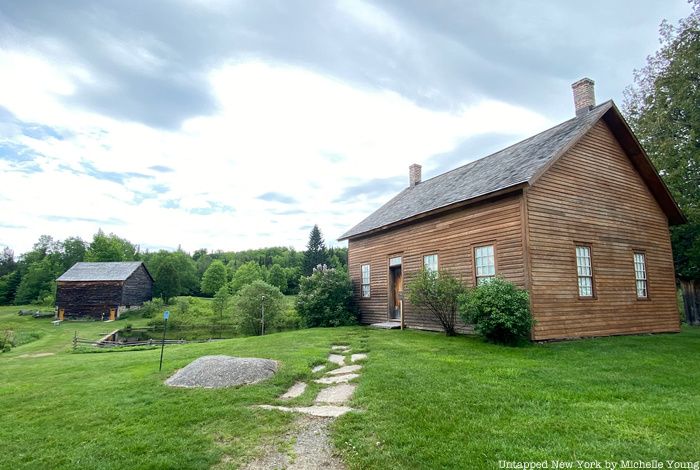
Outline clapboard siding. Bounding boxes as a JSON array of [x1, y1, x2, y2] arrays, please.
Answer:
[[348, 193, 526, 331], [527, 121, 679, 339]]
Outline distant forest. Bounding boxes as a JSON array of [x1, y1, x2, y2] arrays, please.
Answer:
[[0, 226, 347, 306]]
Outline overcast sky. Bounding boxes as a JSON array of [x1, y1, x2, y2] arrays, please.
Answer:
[[0, 0, 692, 255]]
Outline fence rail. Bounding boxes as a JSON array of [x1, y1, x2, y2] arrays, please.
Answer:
[[72, 335, 225, 349]]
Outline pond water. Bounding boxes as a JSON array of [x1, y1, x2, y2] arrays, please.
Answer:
[[114, 325, 239, 344]]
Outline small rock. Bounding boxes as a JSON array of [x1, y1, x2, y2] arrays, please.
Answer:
[[315, 384, 356, 404], [312, 364, 326, 373], [314, 373, 359, 385], [331, 345, 350, 352], [280, 382, 307, 399], [351, 353, 367, 362], [327, 365, 362, 375], [328, 354, 345, 366]]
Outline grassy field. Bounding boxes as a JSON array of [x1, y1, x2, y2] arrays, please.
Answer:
[[1, 305, 698, 469]]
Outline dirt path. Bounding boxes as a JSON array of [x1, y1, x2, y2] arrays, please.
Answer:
[[242, 344, 365, 469], [244, 415, 345, 470]]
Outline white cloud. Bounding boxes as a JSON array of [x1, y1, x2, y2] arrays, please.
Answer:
[[0, 54, 551, 254]]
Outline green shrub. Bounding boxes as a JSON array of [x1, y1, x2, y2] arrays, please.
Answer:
[[234, 280, 284, 335], [406, 269, 468, 336], [136, 298, 165, 319], [273, 296, 302, 331], [296, 266, 356, 327], [459, 277, 533, 345], [1, 330, 16, 352]]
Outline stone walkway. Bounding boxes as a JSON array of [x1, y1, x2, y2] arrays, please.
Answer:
[[246, 344, 367, 469]]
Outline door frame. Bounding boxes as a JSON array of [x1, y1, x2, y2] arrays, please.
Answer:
[[387, 254, 403, 322]]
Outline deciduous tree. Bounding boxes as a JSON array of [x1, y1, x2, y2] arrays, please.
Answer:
[[623, 1, 700, 322]]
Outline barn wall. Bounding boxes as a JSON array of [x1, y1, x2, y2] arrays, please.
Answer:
[[122, 264, 153, 308], [348, 192, 526, 332], [527, 120, 680, 340], [56, 281, 123, 319]]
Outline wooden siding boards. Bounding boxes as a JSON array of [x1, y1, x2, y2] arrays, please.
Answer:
[[527, 121, 680, 339], [121, 264, 153, 307], [56, 281, 124, 318], [56, 263, 153, 319], [349, 193, 526, 332]]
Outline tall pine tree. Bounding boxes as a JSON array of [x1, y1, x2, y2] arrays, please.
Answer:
[[302, 225, 329, 275]]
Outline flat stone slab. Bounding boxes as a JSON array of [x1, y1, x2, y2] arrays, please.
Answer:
[[257, 404, 352, 418], [331, 345, 350, 352], [314, 373, 360, 384], [370, 321, 401, 329], [311, 364, 326, 373], [280, 382, 307, 399], [328, 354, 345, 366], [327, 365, 362, 375], [315, 384, 356, 404], [351, 353, 367, 362], [165, 355, 278, 388]]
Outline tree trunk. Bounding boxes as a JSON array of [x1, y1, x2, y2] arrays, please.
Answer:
[[680, 279, 700, 326]]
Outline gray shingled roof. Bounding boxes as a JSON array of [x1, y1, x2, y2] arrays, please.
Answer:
[[340, 101, 613, 240], [57, 262, 145, 281]]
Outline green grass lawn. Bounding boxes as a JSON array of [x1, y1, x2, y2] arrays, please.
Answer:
[[1, 305, 698, 469]]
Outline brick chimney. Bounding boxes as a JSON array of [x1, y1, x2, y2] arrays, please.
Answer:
[[409, 163, 422, 187], [572, 78, 595, 116]]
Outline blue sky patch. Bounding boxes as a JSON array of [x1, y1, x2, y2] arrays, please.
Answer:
[[190, 201, 234, 215], [257, 192, 298, 204]]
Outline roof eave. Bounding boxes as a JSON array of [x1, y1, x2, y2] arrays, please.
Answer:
[[601, 104, 686, 226], [339, 183, 527, 241]]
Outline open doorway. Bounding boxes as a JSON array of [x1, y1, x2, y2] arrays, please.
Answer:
[[388, 257, 403, 321]]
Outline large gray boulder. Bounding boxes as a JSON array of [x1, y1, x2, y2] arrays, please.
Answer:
[[165, 355, 278, 388]]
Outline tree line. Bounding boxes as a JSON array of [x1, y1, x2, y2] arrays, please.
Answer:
[[0, 224, 346, 306]]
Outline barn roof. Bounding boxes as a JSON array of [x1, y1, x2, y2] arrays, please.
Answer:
[[339, 101, 685, 240], [57, 262, 149, 282]]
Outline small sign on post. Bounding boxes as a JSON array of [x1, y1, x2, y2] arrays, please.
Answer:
[[159, 310, 169, 372]]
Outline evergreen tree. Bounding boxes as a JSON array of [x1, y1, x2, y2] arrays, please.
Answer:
[[200, 260, 228, 296], [154, 260, 180, 304], [302, 225, 329, 275]]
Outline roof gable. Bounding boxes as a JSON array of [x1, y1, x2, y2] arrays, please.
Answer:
[[339, 101, 684, 240], [57, 262, 150, 282]]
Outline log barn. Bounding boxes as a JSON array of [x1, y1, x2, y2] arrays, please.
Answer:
[[56, 262, 153, 320], [340, 78, 686, 340]]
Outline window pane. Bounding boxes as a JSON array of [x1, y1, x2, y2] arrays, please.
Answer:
[[361, 284, 370, 298], [576, 246, 593, 297], [361, 264, 370, 284], [389, 256, 402, 267], [423, 254, 438, 273], [475, 245, 495, 281], [578, 276, 592, 297]]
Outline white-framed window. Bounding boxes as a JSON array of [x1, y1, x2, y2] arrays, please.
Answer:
[[423, 254, 438, 273], [634, 252, 648, 299], [575, 245, 594, 298], [474, 245, 495, 285], [389, 256, 402, 267], [361, 264, 370, 298]]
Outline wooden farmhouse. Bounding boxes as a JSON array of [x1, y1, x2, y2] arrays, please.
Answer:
[[56, 262, 153, 320], [340, 78, 686, 341]]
